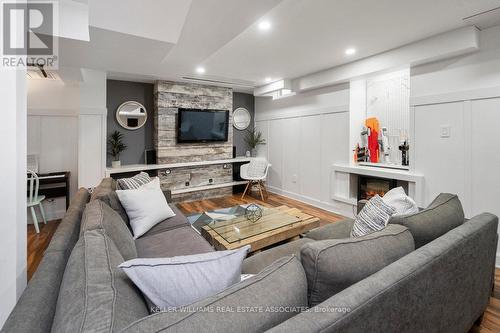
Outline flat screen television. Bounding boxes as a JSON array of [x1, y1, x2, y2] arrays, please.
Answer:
[[177, 108, 229, 143]]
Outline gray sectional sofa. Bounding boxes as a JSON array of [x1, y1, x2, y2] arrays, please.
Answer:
[[2, 178, 498, 333]]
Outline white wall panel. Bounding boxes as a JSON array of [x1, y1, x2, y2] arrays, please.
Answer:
[[470, 98, 500, 219], [255, 87, 351, 216], [321, 112, 349, 202], [267, 119, 285, 189], [255, 120, 269, 159], [282, 117, 301, 194], [299, 116, 322, 199], [414, 102, 466, 208], [78, 114, 106, 188], [366, 68, 410, 139]]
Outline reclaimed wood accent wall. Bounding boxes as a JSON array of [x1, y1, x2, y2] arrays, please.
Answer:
[[154, 81, 233, 202]]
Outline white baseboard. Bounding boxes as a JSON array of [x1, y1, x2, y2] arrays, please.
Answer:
[[267, 185, 355, 219]]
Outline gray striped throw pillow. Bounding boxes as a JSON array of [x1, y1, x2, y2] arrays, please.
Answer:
[[351, 194, 396, 237], [117, 172, 152, 190]]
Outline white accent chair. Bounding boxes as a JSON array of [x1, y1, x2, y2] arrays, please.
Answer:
[[27, 169, 47, 233], [240, 158, 271, 201]]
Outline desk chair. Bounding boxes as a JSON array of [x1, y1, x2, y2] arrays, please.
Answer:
[[240, 159, 271, 201], [27, 170, 47, 233]]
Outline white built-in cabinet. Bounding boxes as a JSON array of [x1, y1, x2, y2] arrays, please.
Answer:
[[413, 97, 500, 220]]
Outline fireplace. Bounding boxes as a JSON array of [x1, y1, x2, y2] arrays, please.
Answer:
[[357, 175, 397, 201]]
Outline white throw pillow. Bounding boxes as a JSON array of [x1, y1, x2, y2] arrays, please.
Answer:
[[382, 187, 419, 216], [119, 245, 251, 310], [116, 177, 175, 239]]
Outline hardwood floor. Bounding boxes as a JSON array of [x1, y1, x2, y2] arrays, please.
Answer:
[[27, 219, 59, 280], [26, 191, 500, 332], [176, 191, 345, 227], [471, 269, 500, 333]]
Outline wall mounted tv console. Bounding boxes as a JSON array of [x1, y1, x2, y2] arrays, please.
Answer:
[[106, 157, 253, 196]]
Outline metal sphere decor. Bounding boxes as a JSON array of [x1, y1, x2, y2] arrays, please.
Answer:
[[245, 204, 263, 222]]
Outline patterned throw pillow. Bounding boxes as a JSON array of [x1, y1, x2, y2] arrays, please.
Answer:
[[117, 172, 151, 190], [351, 195, 396, 237]]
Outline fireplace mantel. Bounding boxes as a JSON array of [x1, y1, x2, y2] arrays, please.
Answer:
[[332, 164, 423, 183], [331, 163, 424, 209]]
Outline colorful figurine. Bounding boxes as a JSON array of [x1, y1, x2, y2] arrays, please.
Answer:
[[365, 117, 380, 163]]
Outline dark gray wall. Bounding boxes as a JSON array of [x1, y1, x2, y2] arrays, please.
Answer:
[[232, 92, 255, 156], [106, 80, 154, 166]]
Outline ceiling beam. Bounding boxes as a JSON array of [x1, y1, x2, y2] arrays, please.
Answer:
[[293, 26, 480, 92]]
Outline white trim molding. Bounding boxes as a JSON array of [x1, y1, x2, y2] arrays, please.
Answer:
[[411, 85, 500, 106]]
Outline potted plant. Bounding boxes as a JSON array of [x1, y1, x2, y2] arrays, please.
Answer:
[[108, 130, 127, 168], [244, 128, 266, 157]]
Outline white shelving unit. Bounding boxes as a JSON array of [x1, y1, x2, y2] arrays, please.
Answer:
[[105, 156, 252, 176], [171, 181, 248, 195], [105, 157, 254, 195]]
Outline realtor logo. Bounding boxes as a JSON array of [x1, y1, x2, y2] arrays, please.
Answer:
[[1, 1, 58, 68]]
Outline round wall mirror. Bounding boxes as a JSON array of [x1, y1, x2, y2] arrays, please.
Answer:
[[232, 107, 251, 130], [116, 101, 147, 130]]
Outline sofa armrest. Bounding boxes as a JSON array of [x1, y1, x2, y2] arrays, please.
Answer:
[[304, 218, 355, 240]]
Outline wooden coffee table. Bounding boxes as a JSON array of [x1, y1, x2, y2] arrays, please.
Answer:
[[200, 205, 320, 252]]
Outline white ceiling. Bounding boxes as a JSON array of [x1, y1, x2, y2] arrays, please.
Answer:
[[57, 0, 500, 90], [88, 0, 192, 44]]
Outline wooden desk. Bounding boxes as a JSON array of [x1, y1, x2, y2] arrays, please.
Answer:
[[28, 172, 71, 209]]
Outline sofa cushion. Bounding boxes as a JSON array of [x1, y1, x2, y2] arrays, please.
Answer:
[[305, 218, 355, 241], [119, 245, 250, 309], [389, 193, 465, 248], [2, 251, 67, 333], [140, 205, 189, 237], [91, 177, 129, 225], [80, 199, 137, 260], [45, 187, 90, 255], [52, 229, 148, 333], [242, 238, 314, 274], [135, 225, 214, 258], [120, 256, 307, 333], [301, 224, 414, 306]]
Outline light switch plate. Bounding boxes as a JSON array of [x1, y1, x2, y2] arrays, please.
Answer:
[[440, 125, 451, 138]]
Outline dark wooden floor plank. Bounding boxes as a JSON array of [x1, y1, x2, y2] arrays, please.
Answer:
[[27, 220, 59, 280]]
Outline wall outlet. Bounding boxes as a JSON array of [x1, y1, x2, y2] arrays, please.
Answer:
[[185, 181, 190, 187], [292, 174, 298, 183], [440, 125, 451, 138]]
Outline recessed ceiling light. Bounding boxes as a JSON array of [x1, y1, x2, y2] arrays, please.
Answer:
[[258, 21, 271, 31], [345, 48, 356, 56], [196, 66, 205, 74], [265, 77, 272, 83]]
